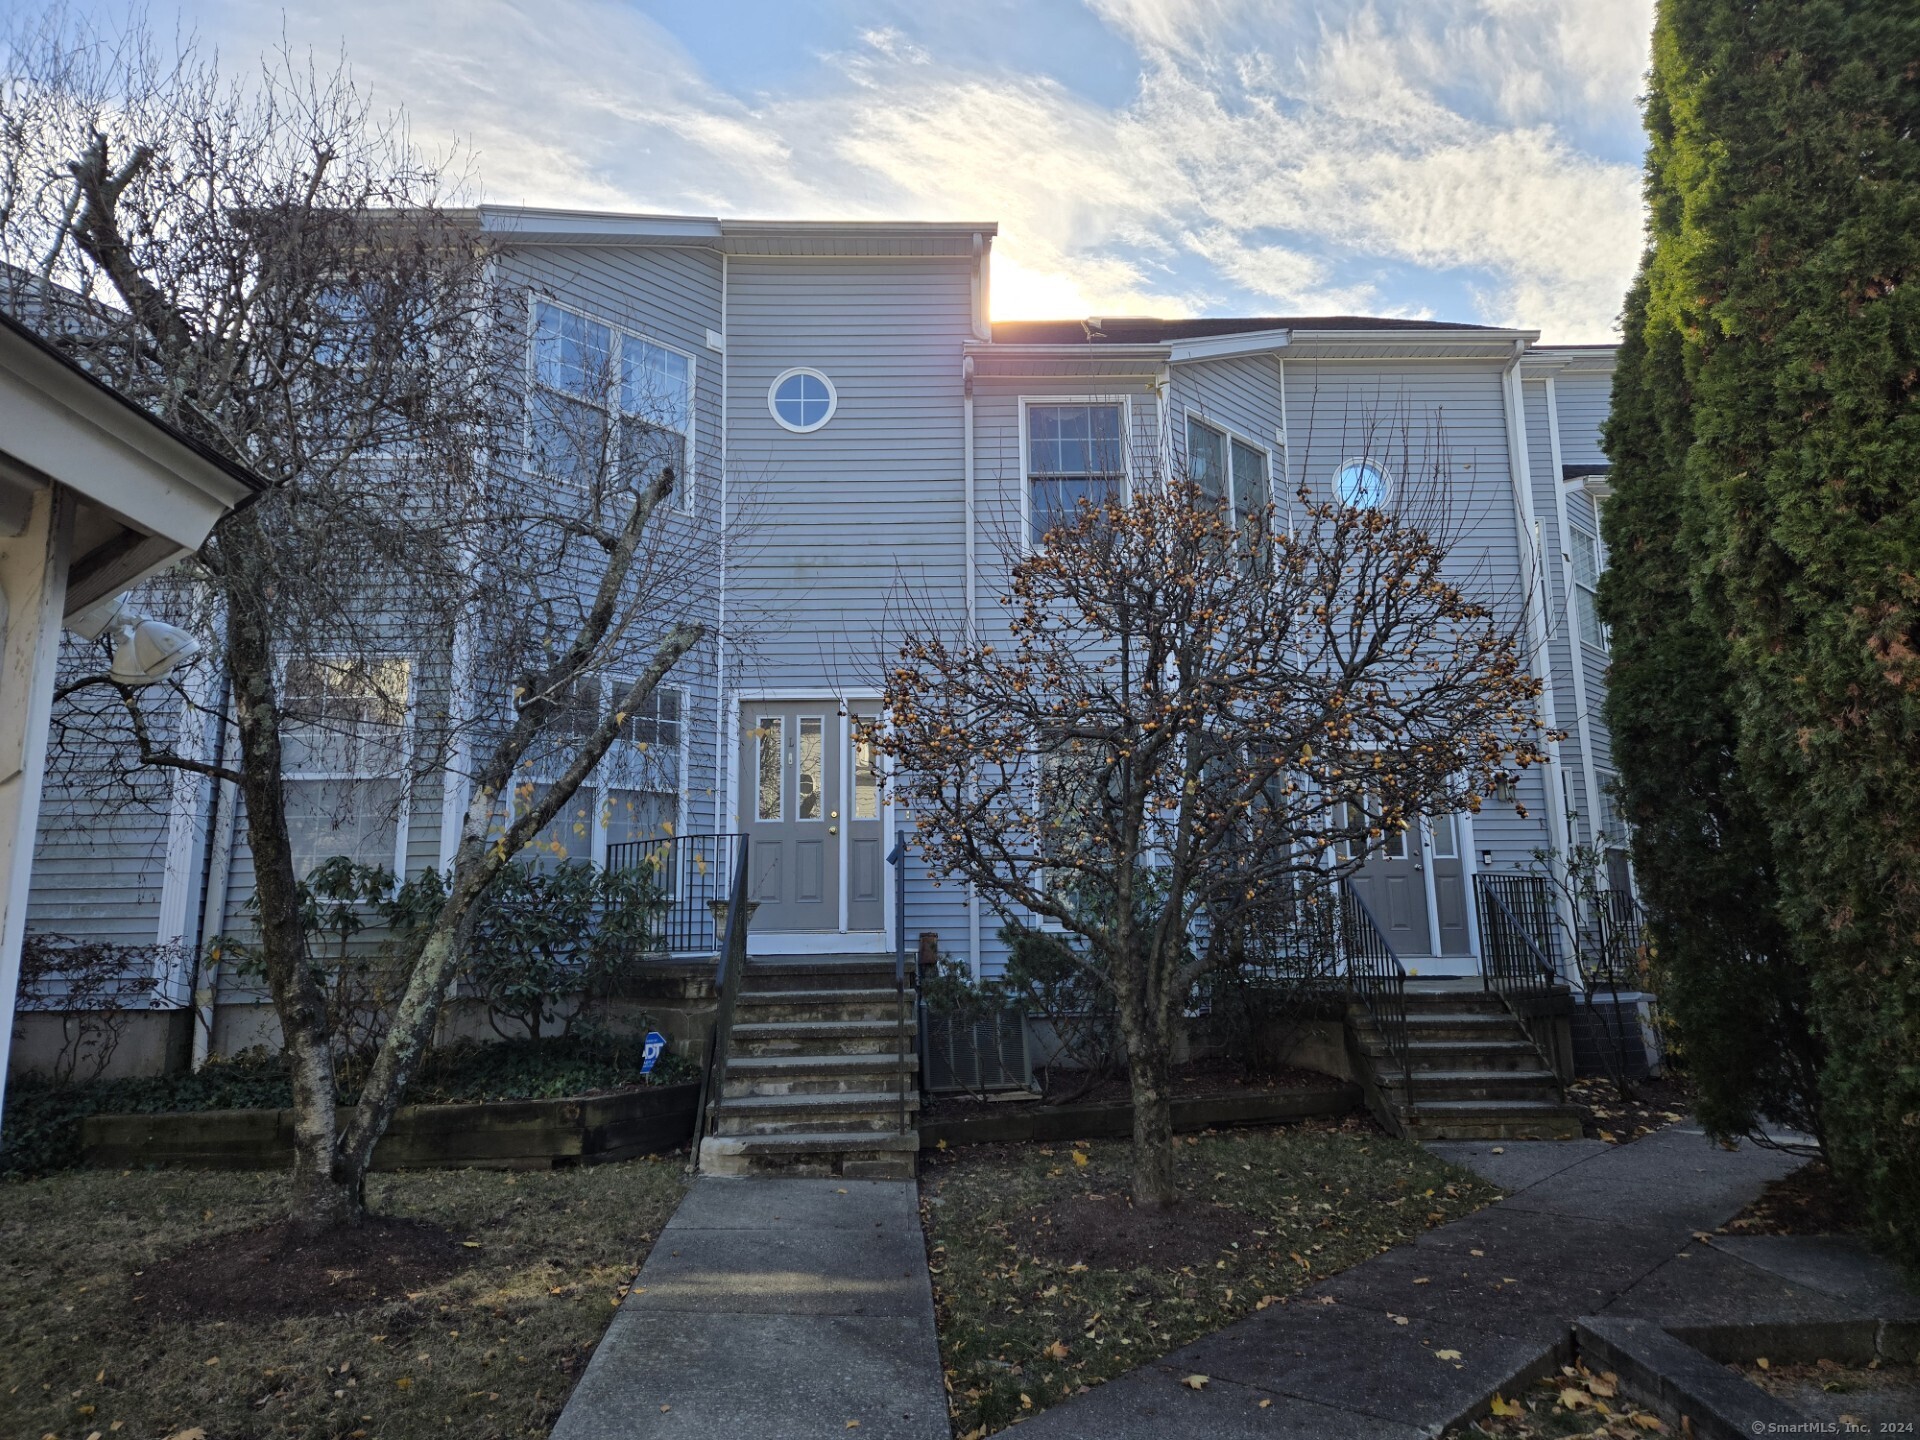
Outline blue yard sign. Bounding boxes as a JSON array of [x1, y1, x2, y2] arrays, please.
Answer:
[[641, 1030, 667, 1076]]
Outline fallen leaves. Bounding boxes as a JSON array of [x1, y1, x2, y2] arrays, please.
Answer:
[[1434, 1349, 1462, 1361], [1490, 1393, 1523, 1417], [1071, 1151, 1090, 1167], [1043, 1340, 1071, 1361], [1181, 1374, 1210, 1390]]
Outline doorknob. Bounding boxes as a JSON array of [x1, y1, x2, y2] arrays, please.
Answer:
[[830, 809, 839, 820], [829, 825, 839, 835]]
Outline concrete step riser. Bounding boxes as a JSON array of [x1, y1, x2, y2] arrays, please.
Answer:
[[734, 1037, 908, 1059], [723, 1071, 914, 1099], [699, 1148, 916, 1180], [1407, 1052, 1541, 1073], [741, 968, 898, 993], [1406, 1118, 1583, 1141], [714, 1111, 910, 1137], [734, 1000, 914, 1023], [1399, 1081, 1564, 1105]]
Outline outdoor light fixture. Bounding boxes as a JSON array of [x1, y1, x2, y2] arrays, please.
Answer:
[[1492, 770, 1518, 804], [65, 595, 201, 687]]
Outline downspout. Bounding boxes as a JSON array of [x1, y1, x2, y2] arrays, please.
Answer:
[[1500, 341, 1576, 977], [963, 352, 982, 979], [717, 253, 730, 840]]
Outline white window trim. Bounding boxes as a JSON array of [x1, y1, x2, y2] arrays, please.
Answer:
[[1180, 406, 1274, 528], [513, 676, 691, 870], [1569, 523, 1611, 656], [524, 295, 698, 510], [766, 366, 839, 434], [1018, 393, 1137, 553], [1332, 454, 1394, 509], [277, 652, 418, 880]]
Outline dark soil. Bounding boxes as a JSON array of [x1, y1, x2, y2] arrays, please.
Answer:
[[1568, 1073, 1694, 1143], [921, 1058, 1335, 1120], [136, 1214, 475, 1322], [1010, 1187, 1262, 1270], [1720, 1161, 1867, 1238]]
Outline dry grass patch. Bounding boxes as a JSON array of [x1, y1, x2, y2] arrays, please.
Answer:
[[0, 1159, 684, 1439], [921, 1119, 1498, 1436]]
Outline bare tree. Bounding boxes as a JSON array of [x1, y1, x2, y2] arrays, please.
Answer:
[[873, 477, 1548, 1208], [2, 12, 709, 1232]]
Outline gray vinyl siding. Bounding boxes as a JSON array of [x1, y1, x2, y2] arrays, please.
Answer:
[[1174, 354, 1285, 492], [1552, 370, 1614, 468], [724, 256, 976, 965], [1283, 358, 1560, 871], [1524, 379, 1590, 849], [25, 630, 187, 949]]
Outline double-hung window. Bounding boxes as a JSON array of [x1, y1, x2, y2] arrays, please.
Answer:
[[496, 675, 687, 870], [1184, 414, 1269, 527], [280, 656, 413, 880], [529, 301, 693, 507], [1570, 527, 1608, 652], [1027, 402, 1125, 544]]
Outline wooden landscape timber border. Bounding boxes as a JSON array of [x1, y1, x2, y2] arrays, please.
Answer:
[[78, 1081, 702, 1172], [917, 1081, 1362, 1149]]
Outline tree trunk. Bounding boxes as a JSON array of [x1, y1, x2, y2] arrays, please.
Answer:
[[220, 532, 360, 1234], [1116, 966, 1179, 1209]]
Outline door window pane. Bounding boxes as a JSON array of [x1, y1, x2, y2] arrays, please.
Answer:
[[755, 717, 784, 821], [853, 721, 879, 819], [797, 717, 823, 820], [1429, 812, 1458, 859]]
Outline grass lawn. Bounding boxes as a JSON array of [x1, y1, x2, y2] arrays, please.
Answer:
[[0, 1159, 685, 1440], [921, 1118, 1501, 1436]]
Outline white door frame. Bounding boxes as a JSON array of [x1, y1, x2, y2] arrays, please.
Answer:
[[727, 689, 893, 955]]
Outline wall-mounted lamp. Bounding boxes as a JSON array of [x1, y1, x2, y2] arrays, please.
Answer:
[[1480, 850, 1494, 868], [1492, 770, 1518, 804], [65, 595, 201, 686]]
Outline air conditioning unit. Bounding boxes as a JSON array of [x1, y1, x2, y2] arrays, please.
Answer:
[[921, 1007, 1033, 1094]]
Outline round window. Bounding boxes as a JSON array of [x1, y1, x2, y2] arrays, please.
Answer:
[[768, 368, 837, 433], [1334, 458, 1391, 508]]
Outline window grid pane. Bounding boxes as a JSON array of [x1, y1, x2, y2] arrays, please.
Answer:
[[1028, 403, 1125, 543], [756, 717, 784, 821], [797, 717, 823, 820]]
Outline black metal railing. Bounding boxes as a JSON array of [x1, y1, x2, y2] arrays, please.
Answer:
[[1474, 873, 1563, 1001], [887, 836, 911, 1136], [606, 833, 741, 955], [1338, 883, 1414, 1107], [690, 834, 752, 1170], [1575, 888, 1646, 988]]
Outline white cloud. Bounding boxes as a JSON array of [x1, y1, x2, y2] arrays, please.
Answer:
[[189, 0, 1649, 338]]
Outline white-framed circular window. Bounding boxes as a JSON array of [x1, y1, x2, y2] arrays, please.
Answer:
[[768, 367, 837, 433], [1334, 457, 1391, 508]]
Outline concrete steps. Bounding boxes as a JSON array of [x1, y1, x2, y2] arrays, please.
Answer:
[[698, 957, 920, 1179], [1351, 983, 1583, 1142]]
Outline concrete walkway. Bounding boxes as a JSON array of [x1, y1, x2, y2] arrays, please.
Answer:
[[1012, 1126, 1816, 1438], [550, 1178, 948, 1440]]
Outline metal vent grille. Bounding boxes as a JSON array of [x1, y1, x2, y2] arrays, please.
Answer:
[[921, 1009, 1033, 1094]]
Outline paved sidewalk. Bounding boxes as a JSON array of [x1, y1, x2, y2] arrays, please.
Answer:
[[550, 1177, 948, 1440], [1012, 1126, 1809, 1438]]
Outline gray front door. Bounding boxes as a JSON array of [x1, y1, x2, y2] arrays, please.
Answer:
[[1428, 813, 1473, 956], [847, 710, 884, 932], [743, 704, 842, 932], [1349, 813, 1435, 957]]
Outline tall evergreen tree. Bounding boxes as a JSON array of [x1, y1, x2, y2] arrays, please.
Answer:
[[1600, 276, 1823, 1151], [1614, 0, 1920, 1269]]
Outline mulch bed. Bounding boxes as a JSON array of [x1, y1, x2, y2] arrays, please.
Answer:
[[1011, 1188, 1260, 1271], [1719, 1161, 1867, 1238], [137, 1215, 475, 1321], [921, 1058, 1334, 1120], [1567, 1074, 1694, 1143]]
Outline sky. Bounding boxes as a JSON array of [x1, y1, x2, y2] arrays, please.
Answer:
[[85, 0, 1656, 340]]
